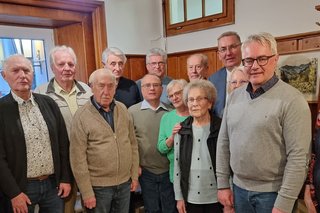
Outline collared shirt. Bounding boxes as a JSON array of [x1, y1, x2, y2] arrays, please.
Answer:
[[246, 74, 279, 99], [91, 96, 116, 131], [11, 91, 54, 178], [140, 99, 169, 111], [53, 79, 78, 115]]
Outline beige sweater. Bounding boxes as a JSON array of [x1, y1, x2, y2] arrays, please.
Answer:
[[70, 100, 139, 199]]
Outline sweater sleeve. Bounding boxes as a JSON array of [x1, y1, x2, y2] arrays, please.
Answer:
[[128, 113, 139, 181], [69, 109, 94, 200], [174, 134, 183, 200], [216, 105, 232, 189], [157, 113, 171, 154], [274, 95, 311, 212]]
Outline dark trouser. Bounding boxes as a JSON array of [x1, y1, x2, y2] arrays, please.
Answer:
[[186, 202, 223, 213], [86, 180, 131, 213], [139, 168, 177, 213]]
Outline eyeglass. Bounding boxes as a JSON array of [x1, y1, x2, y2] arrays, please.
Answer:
[[218, 43, 241, 54], [230, 80, 248, 86], [242, 55, 275, 67], [149, 62, 165, 67], [168, 90, 183, 99], [141, 83, 162, 89], [187, 96, 208, 104]]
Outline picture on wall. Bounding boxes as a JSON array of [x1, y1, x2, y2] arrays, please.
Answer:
[[277, 52, 319, 102]]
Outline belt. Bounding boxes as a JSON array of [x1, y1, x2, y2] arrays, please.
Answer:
[[27, 175, 50, 181]]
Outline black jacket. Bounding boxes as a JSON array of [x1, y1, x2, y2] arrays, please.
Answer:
[[0, 93, 72, 199], [178, 112, 221, 201]]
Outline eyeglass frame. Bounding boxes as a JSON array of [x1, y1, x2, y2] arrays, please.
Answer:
[[242, 54, 276, 67], [168, 90, 183, 99], [218, 43, 241, 54], [148, 61, 166, 67], [141, 83, 162, 89], [187, 96, 208, 104]]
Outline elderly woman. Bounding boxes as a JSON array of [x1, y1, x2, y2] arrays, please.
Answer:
[[174, 79, 223, 213], [228, 66, 248, 93], [158, 79, 189, 183]]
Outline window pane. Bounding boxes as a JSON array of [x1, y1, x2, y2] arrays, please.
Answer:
[[187, 0, 202, 21], [170, 0, 184, 24], [205, 0, 223, 16]]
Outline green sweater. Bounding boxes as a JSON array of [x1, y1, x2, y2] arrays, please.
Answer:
[[129, 101, 172, 174], [216, 80, 311, 212], [157, 109, 188, 182], [70, 100, 139, 200]]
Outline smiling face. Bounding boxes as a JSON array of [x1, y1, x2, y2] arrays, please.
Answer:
[[168, 84, 184, 108], [91, 71, 116, 111], [141, 74, 163, 102], [242, 41, 278, 91], [52, 50, 76, 85], [146, 55, 166, 79], [218, 35, 242, 70], [2, 55, 33, 99], [187, 87, 212, 119], [187, 55, 208, 81]]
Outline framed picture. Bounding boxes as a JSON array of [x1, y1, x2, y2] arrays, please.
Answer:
[[277, 52, 319, 102]]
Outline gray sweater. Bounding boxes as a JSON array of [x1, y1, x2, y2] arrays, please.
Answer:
[[216, 80, 311, 212]]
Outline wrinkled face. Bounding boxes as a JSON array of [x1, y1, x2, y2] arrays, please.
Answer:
[[187, 55, 208, 81], [52, 50, 76, 84], [146, 55, 166, 78], [187, 88, 212, 119], [2, 56, 33, 95], [242, 41, 278, 91], [141, 74, 163, 102], [168, 84, 184, 108], [229, 70, 248, 91], [104, 54, 125, 79], [218, 35, 242, 70], [92, 74, 116, 110]]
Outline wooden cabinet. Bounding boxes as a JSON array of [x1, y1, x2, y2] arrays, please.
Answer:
[[277, 40, 298, 54]]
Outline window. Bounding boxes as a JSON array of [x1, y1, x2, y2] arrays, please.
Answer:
[[164, 0, 235, 36]]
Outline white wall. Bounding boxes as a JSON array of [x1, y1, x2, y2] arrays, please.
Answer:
[[104, 0, 320, 54]]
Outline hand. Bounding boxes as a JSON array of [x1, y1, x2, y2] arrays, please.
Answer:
[[58, 183, 71, 198], [11, 192, 31, 213], [223, 205, 235, 213], [304, 184, 317, 213], [218, 189, 234, 207], [138, 166, 142, 176], [167, 124, 182, 148], [172, 123, 182, 136], [176, 200, 187, 213], [272, 207, 286, 213], [84, 196, 96, 209], [131, 180, 139, 192]]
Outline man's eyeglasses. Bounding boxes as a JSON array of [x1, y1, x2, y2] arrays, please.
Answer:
[[149, 62, 165, 67], [141, 83, 162, 89], [168, 90, 183, 99], [187, 96, 208, 104], [242, 55, 275, 67], [218, 43, 241, 54]]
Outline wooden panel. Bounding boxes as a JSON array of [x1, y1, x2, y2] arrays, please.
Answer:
[[277, 40, 298, 54], [167, 56, 179, 79], [178, 55, 189, 80], [298, 36, 320, 51], [129, 57, 147, 81]]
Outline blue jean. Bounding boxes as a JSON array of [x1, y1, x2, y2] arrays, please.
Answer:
[[139, 169, 177, 213], [26, 175, 64, 213], [86, 180, 131, 213], [233, 184, 277, 213]]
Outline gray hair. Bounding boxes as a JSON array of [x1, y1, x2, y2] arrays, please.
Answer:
[[146, 48, 167, 64], [242, 32, 278, 55], [167, 79, 188, 94], [49, 45, 77, 68], [218, 31, 241, 43], [2, 54, 33, 73], [102, 47, 127, 65], [183, 79, 217, 106], [88, 68, 116, 86], [187, 53, 209, 67]]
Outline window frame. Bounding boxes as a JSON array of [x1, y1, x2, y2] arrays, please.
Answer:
[[164, 0, 235, 36]]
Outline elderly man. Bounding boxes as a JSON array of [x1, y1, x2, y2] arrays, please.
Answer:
[[0, 54, 72, 212], [208, 31, 242, 118], [216, 33, 311, 213], [70, 69, 139, 213], [102, 47, 141, 108], [137, 48, 172, 104], [187, 53, 209, 81], [34, 45, 92, 213], [129, 74, 176, 213]]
